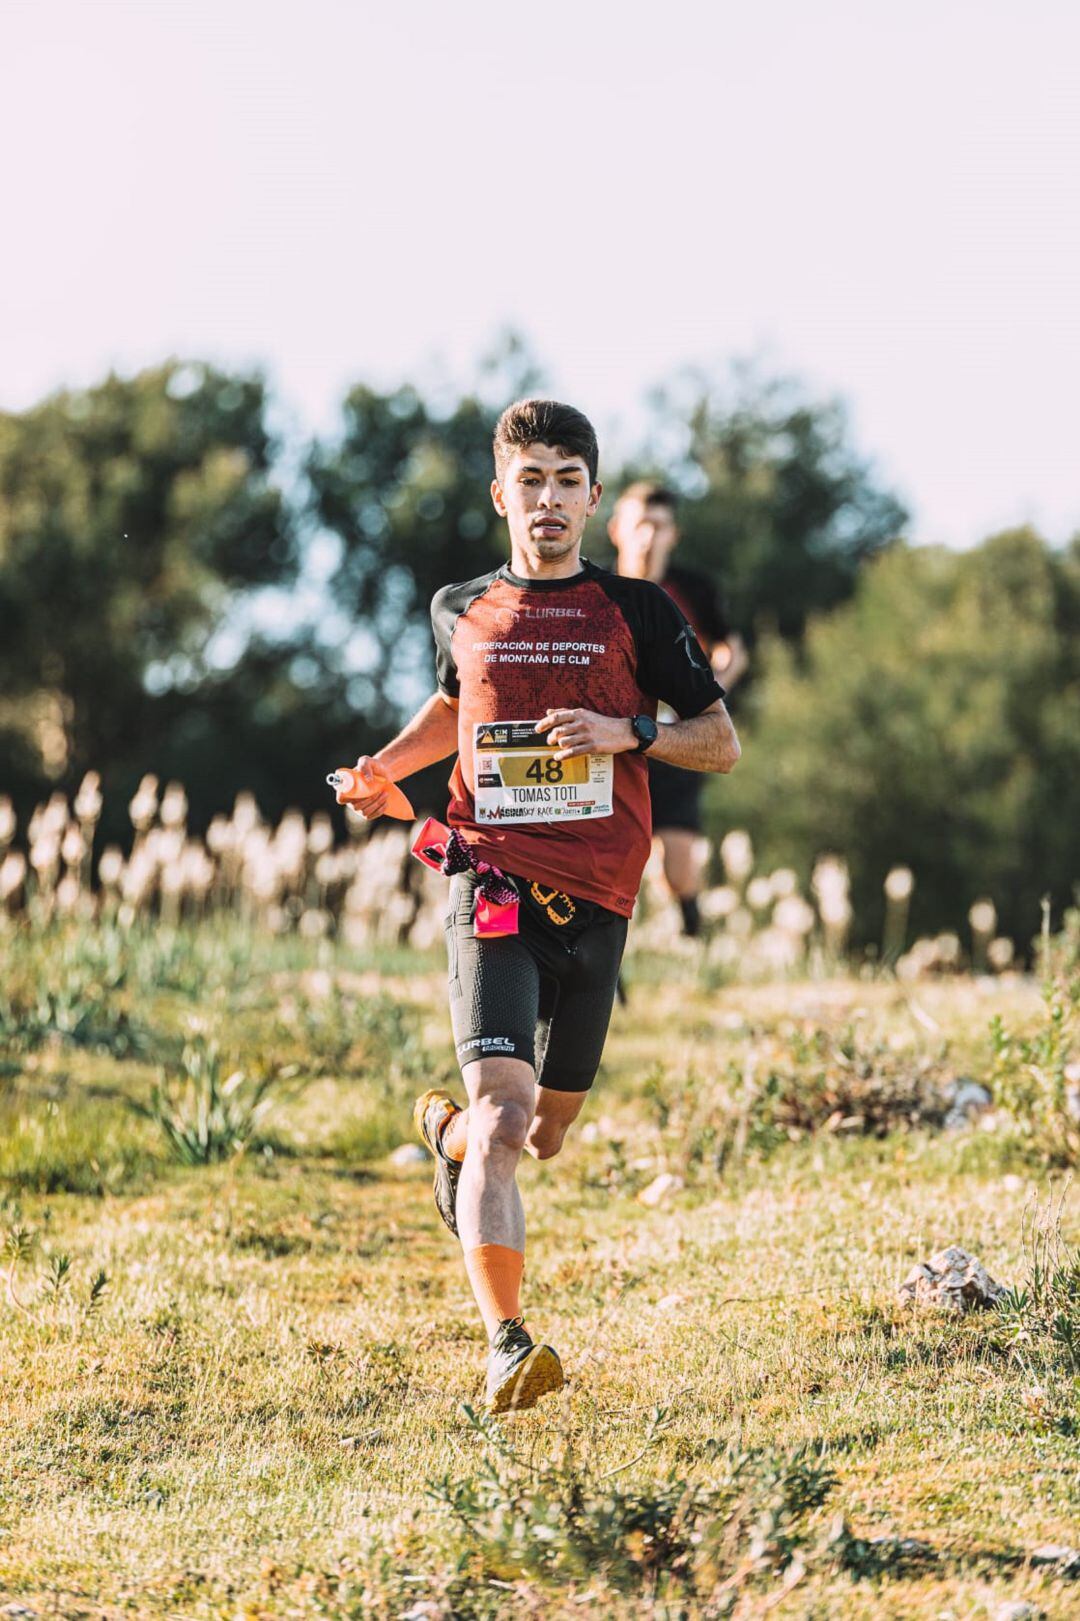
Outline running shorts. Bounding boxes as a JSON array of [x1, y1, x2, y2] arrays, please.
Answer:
[[444, 869, 629, 1093], [647, 757, 704, 834]]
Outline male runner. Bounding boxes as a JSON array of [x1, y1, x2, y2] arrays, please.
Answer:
[[609, 483, 748, 937], [346, 402, 740, 1412]]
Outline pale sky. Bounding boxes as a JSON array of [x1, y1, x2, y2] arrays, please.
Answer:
[[3, 0, 1078, 548]]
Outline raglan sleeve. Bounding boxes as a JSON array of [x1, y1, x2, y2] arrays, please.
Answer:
[[636, 582, 725, 717], [430, 586, 460, 698]]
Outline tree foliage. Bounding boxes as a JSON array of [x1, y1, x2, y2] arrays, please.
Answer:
[[712, 529, 1080, 944], [306, 326, 543, 713], [307, 385, 505, 712], [0, 362, 379, 835], [0, 363, 295, 778], [622, 371, 908, 639]]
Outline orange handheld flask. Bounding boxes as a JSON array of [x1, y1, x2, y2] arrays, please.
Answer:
[[326, 766, 415, 821]]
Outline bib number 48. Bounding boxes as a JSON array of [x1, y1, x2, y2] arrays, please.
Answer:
[[525, 757, 567, 784]]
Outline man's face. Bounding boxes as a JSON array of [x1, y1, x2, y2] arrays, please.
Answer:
[[491, 443, 602, 565], [608, 496, 678, 581]]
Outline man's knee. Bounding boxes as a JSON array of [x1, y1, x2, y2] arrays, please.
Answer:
[[525, 1123, 567, 1161], [470, 1096, 531, 1156]]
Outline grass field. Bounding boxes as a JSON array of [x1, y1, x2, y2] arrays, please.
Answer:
[[1, 922, 1078, 1618]]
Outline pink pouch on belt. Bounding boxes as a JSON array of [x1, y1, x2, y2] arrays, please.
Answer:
[[473, 891, 519, 938], [410, 818, 519, 937]]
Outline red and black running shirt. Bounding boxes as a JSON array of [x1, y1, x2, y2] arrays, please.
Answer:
[[431, 558, 724, 917]]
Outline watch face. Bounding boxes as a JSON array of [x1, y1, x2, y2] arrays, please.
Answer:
[[634, 715, 658, 749]]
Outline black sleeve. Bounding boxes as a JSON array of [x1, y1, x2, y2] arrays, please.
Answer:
[[592, 568, 725, 718], [430, 572, 498, 698], [430, 584, 461, 697], [637, 584, 725, 715]]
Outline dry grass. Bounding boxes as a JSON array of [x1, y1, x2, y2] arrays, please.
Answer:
[[1, 925, 1078, 1617]]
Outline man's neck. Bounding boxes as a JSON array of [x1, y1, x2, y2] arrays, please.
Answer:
[[507, 542, 585, 581]]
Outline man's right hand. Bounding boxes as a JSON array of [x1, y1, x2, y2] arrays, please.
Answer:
[[345, 756, 393, 819]]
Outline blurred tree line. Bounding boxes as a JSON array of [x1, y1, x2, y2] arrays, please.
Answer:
[[1, 346, 1075, 941], [712, 529, 1080, 946]]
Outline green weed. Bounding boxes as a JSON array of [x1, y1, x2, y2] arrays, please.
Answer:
[[995, 1189, 1080, 1375], [991, 909, 1080, 1165], [130, 1035, 298, 1165]]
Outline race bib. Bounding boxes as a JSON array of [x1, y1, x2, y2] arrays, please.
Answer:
[[473, 721, 614, 824]]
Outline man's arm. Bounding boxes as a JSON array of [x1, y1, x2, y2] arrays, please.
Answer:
[[350, 692, 459, 819], [537, 698, 740, 775], [646, 698, 740, 771]]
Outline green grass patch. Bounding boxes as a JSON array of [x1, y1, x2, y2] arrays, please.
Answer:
[[2, 925, 1080, 1615]]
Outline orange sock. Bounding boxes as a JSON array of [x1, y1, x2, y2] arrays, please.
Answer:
[[440, 1107, 468, 1164], [464, 1244, 524, 1338]]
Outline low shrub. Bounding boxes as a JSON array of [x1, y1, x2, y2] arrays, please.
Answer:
[[427, 1405, 837, 1607]]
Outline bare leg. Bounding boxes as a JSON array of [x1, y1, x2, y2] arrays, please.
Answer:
[[444, 1082, 588, 1166], [524, 1086, 587, 1161], [456, 1056, 535, 1252]]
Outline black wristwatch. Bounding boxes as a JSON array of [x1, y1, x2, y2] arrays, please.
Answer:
[[629, 714, 658, 753]]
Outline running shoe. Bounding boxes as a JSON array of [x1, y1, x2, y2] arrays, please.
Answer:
[[486, 1316, 566, 1413], [413, 1088, 464, 1236]]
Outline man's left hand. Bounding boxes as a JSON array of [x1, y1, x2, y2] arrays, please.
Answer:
[[535, 708, 637, 759]]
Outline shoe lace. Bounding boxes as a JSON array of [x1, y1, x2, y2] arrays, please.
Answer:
[[493, 1315, 531, 1352]]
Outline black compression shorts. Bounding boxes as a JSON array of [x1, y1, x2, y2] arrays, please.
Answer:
[[647, 757, 704, 834], [444, 869, 629, 1093]]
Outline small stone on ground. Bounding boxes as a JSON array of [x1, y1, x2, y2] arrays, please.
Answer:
[[390, 1142, 427, 1166], [897, 1246, 1005, 1312]]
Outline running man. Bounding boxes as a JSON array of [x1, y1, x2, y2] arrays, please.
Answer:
[[609, 483, 748, 937], [346, 402, 740, 1411]]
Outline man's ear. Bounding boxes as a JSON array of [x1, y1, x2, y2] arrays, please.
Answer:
[[490, 478, 507, 517], [587, 480, 603, 517]]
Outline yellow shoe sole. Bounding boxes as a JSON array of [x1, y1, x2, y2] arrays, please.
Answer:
[[487, 1345, 566, 1414], [413, 1087, 456, 1150]]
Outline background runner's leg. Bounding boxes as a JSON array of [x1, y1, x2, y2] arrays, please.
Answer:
[[457, 1055, 535, 1336], [658, 828, 708, 936], [658, 827, 705, 900]]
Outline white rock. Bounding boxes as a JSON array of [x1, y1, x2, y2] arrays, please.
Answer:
[[993, 1603, 1037, 1621], [1029, 1545, 1080, 1573], [943, 1080, 994, 1130], [897, 1246, 1006, 1313], [655, 1293, 686, 1312], [868, 1534, 933, 1558], [390, 1143, 427, 1166], [637, 1172, 685, 1208]]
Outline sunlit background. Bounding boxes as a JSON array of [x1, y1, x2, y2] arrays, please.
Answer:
[[2, 0, 1078, 955]]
